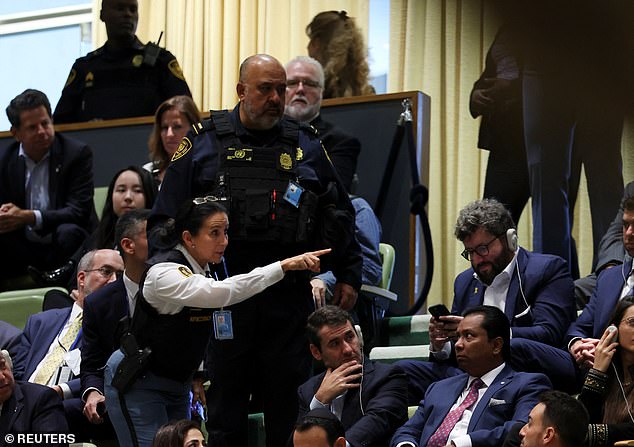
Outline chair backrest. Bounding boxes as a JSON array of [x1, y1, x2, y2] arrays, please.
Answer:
[[94, 186, 108, 220], [0, 296, 44, 329], [379, 243, 396, 290]]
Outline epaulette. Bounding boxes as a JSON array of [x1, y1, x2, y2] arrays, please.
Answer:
[[83, 47, 104, 60], [191, 119, 215, 136]]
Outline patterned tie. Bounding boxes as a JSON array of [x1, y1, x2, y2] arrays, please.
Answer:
[[427, 378, 484, 447], [32, 313, 83, 385]]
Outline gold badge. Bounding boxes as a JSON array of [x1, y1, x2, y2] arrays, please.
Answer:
[[227, 148, 253, 161], [132, 55, 143, 67], [178, 266, 193, 277], [280, 153, 293, 170], [168, 59, 185, 81], [171, 137, 192, 162], [295, 147, 303, 161], [64, 69, 77, 88], [85, 72, 94, 87]]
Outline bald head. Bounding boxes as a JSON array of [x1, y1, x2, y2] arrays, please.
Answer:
[[237, 54, 286, 130]]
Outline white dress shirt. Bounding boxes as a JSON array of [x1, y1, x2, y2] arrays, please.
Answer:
[[142, 244, 284, 314]]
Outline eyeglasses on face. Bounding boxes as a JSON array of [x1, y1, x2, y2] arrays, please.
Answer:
[[192, 195, 226, 205], [461, 235, 501, 261], [286, 79, 322, 89], [85, 266, 123, 279], [620, 317, 634, 328]]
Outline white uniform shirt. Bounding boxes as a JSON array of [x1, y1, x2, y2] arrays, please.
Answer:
[[142, 244, 285, 314]]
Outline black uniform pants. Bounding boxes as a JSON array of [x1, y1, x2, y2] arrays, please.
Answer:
[[205, 273, 313, 447]]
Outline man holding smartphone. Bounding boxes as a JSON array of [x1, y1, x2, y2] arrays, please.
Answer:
[[400, 199, 577, 402]]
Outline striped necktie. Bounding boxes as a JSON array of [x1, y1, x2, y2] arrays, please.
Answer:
[[427, 378, 484, 447]]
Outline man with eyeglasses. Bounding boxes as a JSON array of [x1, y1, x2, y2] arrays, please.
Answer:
[[150, 54, 361, 447], [284, 56, 361, 193], [11, 248, 123, 439], [397, 199, 576, 403]]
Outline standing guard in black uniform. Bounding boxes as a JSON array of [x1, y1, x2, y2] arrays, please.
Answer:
[[53, 0, 191, 124], [150, 54, 362, 447]]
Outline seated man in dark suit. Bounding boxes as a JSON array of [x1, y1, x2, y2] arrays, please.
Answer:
[[0, 321, 21, 358], [285, 56, 361, 193], [566, 196, 634, 368], [12, 249, 123, 438], [390, 306, 552, 447], [293, 408, 347, 447], [297, 305, 408, 447], [399, 199, 576, 400], [0, 350, 69, 445], [0, 89, 95, 282], [575, 180, 634, 308], [81, 209, 149, 426]]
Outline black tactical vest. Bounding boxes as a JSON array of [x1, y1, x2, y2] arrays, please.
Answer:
[[131, 250, 214, 382], [209, 111, 317, 245]]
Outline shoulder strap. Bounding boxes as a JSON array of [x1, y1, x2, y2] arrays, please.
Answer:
[[211, 110, 240, 147]]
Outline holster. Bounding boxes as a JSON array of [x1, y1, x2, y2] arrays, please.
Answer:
[[111, 332, 152, 394]]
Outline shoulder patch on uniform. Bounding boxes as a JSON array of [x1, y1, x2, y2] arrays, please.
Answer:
[[171, 137, 192, 162], [177, 266, 193, 277], [168, 59, 185, 81], [64, 69, 77, 88], [132, 54, 143, 67]]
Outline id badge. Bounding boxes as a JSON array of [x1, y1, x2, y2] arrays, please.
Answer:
[[213, 310, 234, 340], [283, 181, 304, 208]]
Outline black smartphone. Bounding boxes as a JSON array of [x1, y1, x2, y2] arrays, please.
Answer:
[[428, 304, 451, 319]]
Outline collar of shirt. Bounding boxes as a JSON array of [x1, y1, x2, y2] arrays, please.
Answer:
[[123, 271, 139, 315], [69, 302, 82, 321], [471, 362, 506, 390], [175, 244, 207, 275], [18, 144, 50, 166]]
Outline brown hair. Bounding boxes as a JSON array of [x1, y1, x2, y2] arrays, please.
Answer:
[[306, 11, 374, 99], [148, 95, 200, 172]]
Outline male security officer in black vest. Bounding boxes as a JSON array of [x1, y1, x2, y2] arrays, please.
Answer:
[[150, 54, 362, 447], [53, 0, 191, 123]]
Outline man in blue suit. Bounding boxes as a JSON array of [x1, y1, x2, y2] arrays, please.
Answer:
[[12, 249, 123, 437], [400, 199, 575, 400], [81, 209, 149, 426], [390, 306, 552, 447], [0, 89, 96, 282], [566, 196, 634, 368]]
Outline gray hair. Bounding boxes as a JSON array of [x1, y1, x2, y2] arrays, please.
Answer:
[[285, 56, 325, 88], [77, 250, 98, 273], [454, 199, 515, 241], [1, 350, 12, 371]]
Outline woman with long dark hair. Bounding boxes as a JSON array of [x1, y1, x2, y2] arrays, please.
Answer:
[[581, 295, 634, 446]]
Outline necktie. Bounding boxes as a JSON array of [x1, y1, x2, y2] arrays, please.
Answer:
[[32, 313, 83, 385], [621, 270, 634, 299], [427, 378, 484, 447]]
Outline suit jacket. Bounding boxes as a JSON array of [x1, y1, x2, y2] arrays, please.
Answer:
[[390, 365, 552, 447], [297, 359, 408, 447], [0, 381, 68, 445], [12, 307, 82, 397], [453, 248, 575, 346], [311, 115, 361, 193], [0, 133, 95, 235], [0, 320, 21, 357], [595, 181, 634, 273], [566, 257, 632, 342], [81, 277, 129, 395]]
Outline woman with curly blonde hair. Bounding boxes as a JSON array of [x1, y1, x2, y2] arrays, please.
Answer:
[[306, 10, 375, 99]]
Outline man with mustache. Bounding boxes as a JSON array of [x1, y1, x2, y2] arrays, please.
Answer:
[[150, 54, 362, 447], [399, 199, 576, 402], [54, 0, 191, 123], [284, 56, 361, 193]]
